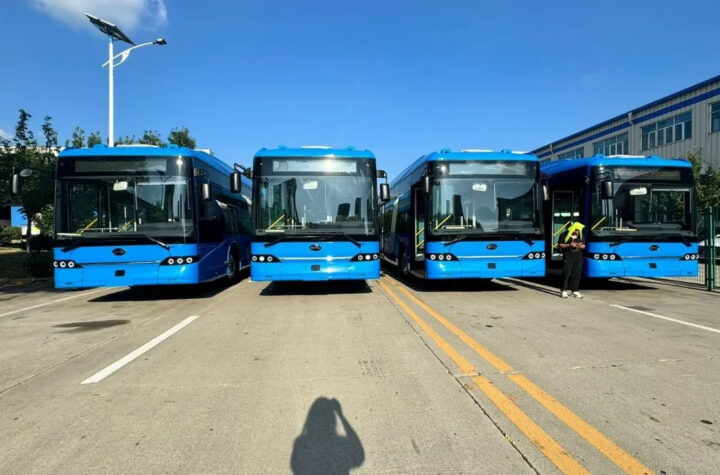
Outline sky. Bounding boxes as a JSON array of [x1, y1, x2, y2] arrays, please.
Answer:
[[2, 0, 720, 179]]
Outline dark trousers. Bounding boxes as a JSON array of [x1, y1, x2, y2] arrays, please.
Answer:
[[562, 255, 583, 292]]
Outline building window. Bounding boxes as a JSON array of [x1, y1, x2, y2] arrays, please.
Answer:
[[557, 147, 584, 159], [593, 133, 628, 156], [712, 102, 720, 133], [641, 111, 692, 150]]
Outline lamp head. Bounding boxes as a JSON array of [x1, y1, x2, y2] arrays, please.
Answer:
[[154, 38, 167, 45]]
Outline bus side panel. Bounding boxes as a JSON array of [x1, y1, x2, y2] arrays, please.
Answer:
[[424, 240, 545, 279], [250, 241, 380, 281], [53, 244, 200, 288], [585, 242, 699, 278]]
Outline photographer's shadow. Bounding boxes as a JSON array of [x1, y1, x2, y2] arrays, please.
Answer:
[[290, 397, 364, 475]]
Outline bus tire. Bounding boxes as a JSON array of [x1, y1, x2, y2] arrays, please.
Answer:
[[226, 248, 239, 282]]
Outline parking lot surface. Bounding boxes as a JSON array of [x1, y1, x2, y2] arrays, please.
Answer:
[[0, 271, 718, 473]]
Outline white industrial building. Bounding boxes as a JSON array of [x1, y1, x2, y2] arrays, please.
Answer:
[[532, 74, 720, 170]]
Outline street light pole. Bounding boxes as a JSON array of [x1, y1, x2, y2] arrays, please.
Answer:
[[108, 36, 115, 147], [85, 13, 166, 147]]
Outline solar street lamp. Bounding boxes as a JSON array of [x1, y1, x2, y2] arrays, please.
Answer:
[[85, 13, 167, 147]]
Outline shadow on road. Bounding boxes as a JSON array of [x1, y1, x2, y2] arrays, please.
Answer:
[[88, 268, 249, 302], [290, 397, 364, 475], [54, 319, 130, 333], [260, 281, 371, 296], [381, 265, 517, 293]]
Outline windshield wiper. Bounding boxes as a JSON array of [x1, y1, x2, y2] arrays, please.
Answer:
[[139, 234, 169, 250], [264, 232, 361, 248], [443, 236, 467, 246]]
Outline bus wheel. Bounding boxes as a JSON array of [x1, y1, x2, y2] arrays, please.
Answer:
[[226, 250, 238, 282], [401, 253, 411, 276]]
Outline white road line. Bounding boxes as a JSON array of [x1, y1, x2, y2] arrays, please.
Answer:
[[81, 315, 199, 384], [611, 304, 720, 335], [0, 288, 111, 319]]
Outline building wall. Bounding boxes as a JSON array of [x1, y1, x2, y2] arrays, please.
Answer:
[[533, 76, 720, 170]]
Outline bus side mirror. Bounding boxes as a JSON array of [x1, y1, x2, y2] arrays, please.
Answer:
[[601, 180, 614, 199], [379, 183, 390, 203], [542, 184, 550, 201], [377, 169, 387, 179], [423, 175, 431, 194], [200, 182, 212, 202], [12, 174, 23, 195], [230, 172, 242, 193]]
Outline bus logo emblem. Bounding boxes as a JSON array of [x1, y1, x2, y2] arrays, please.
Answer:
[[486, 243, 498, 250], [310, 244, 322, 252], [112, 248, 126, 256], [649, 245, 659, 251]]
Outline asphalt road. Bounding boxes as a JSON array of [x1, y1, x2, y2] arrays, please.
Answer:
[[0, 270, 718, 474]]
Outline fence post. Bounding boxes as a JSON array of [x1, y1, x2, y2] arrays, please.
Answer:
[[707, 207, 716, 291]]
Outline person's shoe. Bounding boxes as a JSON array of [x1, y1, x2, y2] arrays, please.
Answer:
[[560, 290, 569, 298], [572, 291, 583, 298]]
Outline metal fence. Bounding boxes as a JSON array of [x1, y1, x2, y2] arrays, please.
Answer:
[[655, 207, 718, 291]]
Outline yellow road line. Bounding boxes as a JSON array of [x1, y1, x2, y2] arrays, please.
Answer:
[[377, 280, 589, 475], [385, 277, 653, 475]]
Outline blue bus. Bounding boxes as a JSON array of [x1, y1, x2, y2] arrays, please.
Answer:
[[381, 149, 546, 279], [47, 144, 252, 288], [247, 146, 388, 281], [541, 154, 698, 278]]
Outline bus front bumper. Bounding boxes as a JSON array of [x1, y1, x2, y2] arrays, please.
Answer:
[[584, 258, 698, 278], [55, 263, 200, 289], [251, 260, 380, 282], [424, 258, 545, 279]]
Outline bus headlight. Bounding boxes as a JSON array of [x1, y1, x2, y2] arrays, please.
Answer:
[[251, 254, 281, 263], [680, 253, 698, 261], [54, 260, 82, 268], [351, 253, 379, 262], [425, 253, 458, 261], [161, 256, 198, 265]]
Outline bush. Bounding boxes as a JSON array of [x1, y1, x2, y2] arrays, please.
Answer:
[[0, 226, 22, 245], [23, 252, 53, 278]]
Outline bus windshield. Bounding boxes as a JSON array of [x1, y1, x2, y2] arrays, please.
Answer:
[[254, 158, 377, 237], [429, 163, 541, 237], [56, 176, 194, 242], [590, 166, 694, 240]]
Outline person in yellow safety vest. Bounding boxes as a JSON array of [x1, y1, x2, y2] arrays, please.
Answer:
[[557, 222, 586, 298]]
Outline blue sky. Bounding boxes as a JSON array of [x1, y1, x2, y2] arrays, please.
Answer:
[[2, 0, 720, 179]]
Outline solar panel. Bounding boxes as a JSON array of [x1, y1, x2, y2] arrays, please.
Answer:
[[84, 13, 135, 45]]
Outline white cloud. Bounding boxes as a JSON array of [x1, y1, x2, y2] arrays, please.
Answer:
[[29, 0, 167, 32], [0, 128, 12, 140]]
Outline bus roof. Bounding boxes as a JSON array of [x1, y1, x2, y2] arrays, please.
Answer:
[[541, 154, 692, 176], [254, 145, 375, 159], [59, 143, 235, 175], [391, 149, 538, 187]]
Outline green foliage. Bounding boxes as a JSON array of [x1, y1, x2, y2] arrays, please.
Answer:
[[0, 226, 22, 245], [67, 126, 85, 148], [140, 130, 165, 147], [87, 131, 103, 147], [168, 127, 196, 148], [686, 149, 720, 208], [115, 134, 137, 145], [35, 204, 54, 236]]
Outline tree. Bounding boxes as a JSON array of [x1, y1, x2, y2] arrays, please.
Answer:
[[9, 110, 57, 252], [67, 126, 85, 148], [87, 131, 103, 147], [115, 134, 137, 145], [140, 130, 165, 147], [686, 149, 720, 208], [167, 127, 196, 148]]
